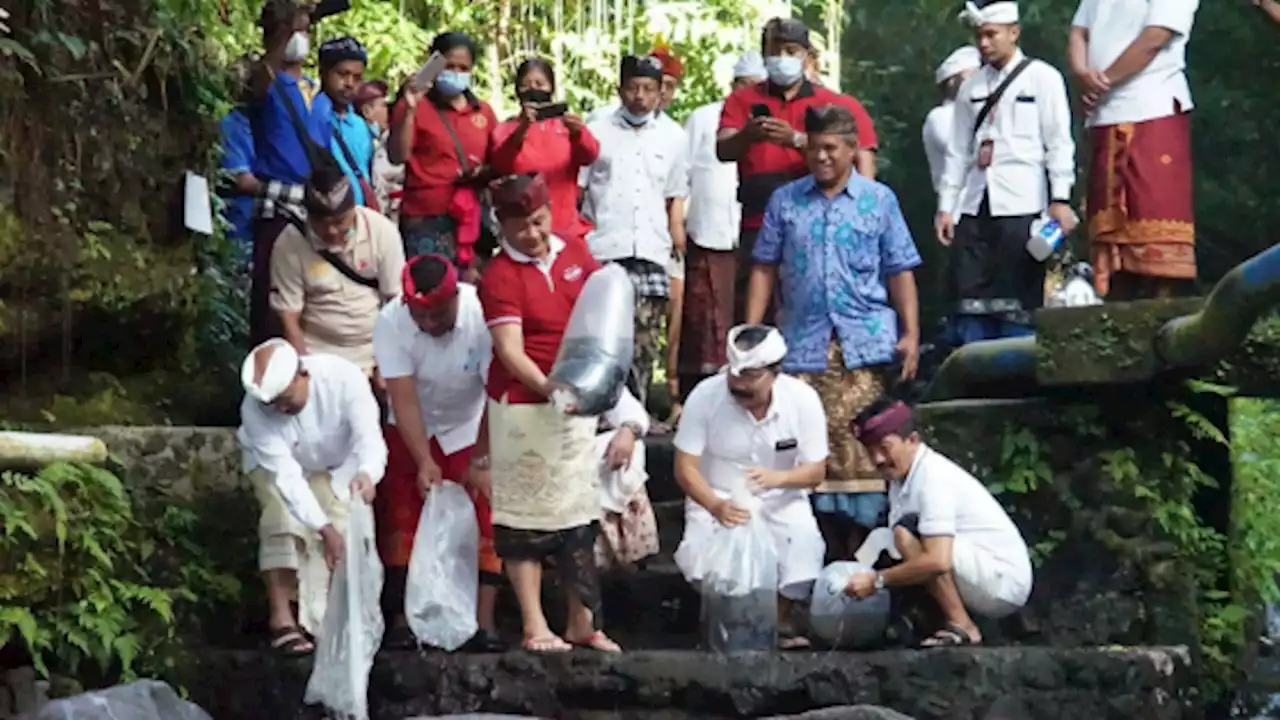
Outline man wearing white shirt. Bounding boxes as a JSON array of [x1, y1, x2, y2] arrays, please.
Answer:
[[237, 338, 386, 657], [923, 46, 982, 199], [675, 52, 768, 405], [845, 397, 1032, 647], [583, 54, 690, 407], [935, 0, 1078, 345], [673, 324, 828, 649], [371, 253, 505, 652], [593, 388, 659, 570], [1068, 0, 1200, 301]]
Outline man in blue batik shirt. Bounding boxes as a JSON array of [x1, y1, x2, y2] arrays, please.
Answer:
[[220, 105, 257, 264], [318, 36, 375, 209], [745, 103, 921, 562]]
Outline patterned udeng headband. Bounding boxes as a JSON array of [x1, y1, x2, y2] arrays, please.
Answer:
[[851, 401, 913, 445]]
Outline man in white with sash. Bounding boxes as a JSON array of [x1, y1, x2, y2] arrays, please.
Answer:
[[672, 324, 828, 649], [238, 338, 386, 657]]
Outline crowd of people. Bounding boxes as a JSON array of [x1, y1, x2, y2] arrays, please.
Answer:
[[225, 0, 1206, 656]]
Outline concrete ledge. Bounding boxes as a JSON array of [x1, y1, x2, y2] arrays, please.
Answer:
[[188, 646, 1193, 720]]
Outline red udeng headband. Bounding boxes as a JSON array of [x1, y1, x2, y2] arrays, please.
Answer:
[[851, 401, 912, 446], [402, 254, 459, 310]]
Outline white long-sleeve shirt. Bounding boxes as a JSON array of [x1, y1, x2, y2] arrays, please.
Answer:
[[683, 100, 741, 252], [923, 101, 954, 197], [937, 49, 1076, 219], [238, 353, 387, 532]]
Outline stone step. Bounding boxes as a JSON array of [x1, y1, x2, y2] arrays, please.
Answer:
[[187, 645, 1194, 719]]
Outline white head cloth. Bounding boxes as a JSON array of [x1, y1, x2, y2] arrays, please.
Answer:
[[733, 50, 766, 80], [725, 324, 787, 376], [935, 45, 982, 84], [959, 1, 1019, 26], [241, 338, 300, 404]]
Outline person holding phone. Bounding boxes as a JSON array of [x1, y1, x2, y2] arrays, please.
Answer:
[[389, 32, 497, 280], [490, 57, 600, 240]]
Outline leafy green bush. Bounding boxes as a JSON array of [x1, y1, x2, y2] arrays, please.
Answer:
[[0, 462, 242, 682]]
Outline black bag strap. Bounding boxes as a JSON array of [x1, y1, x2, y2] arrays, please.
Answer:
[[331, 122, 370, 182], [431, 102, 472, 173], [271, 73, 322, 167], [972, 57, 1033, 137], [279, 209, 379, 290]]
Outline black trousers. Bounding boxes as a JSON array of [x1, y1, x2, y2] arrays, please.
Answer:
[[950, 196, 1043, 316]]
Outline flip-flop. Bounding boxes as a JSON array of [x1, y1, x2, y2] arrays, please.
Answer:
[[919, 623, 979, 648], [522, 634, 572, 654], [566, 630, 622, 653], [268, 626, 315, 657], [779, 634, 812, 650]]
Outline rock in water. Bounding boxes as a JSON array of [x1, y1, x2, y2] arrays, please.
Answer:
[[809, 561, 891, 650], [763, 706, 916, 719], [32, 680, 211, 720]]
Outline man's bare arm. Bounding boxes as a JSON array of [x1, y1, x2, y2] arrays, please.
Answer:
[[1103, 27, 1176, 86], [385, 377, 432, 467], [675, 450, 725, 512], [880, 535, 954, 587], [744, 263, 777, 324], [886, 270, 919, 340], [857, 149, 877, 179], [278, 310, 308, 354]]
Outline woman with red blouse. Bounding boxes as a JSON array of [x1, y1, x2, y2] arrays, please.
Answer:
[[473, 173, 622, 654], [389, 31, 496, 279], [489, 57, 599, 240]]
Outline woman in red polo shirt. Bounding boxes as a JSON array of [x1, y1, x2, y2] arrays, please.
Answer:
[[389, 31, 496, 277], [489, 57, 599, 239], [474, 173, 622, 654]]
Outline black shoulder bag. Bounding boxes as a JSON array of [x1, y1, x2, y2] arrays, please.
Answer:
[[972, 57, 1034, 138], [272, 80, 379, 291]]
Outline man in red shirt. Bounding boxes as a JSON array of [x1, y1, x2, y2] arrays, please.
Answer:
[[475, 174, 622, 654], [717, 17, 880, 323]]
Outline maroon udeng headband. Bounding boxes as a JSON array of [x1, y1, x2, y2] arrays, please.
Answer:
[[851, 401, 913, 445]]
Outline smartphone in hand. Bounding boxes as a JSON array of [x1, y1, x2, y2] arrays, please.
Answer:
[[536, 103, 569, 121], [410, 52, 448, 91], [751, 103, 772, 119]]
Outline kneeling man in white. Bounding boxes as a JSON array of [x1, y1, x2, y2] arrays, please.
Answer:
[[843, 397, 1032, 647], [238, 338, 387, 657], [672, 324, 828, 649]]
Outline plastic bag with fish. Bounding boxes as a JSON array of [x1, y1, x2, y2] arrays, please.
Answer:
[[547, 264, 635, 417], [698, 495, 779, 653], [809, 561, 891, 649]]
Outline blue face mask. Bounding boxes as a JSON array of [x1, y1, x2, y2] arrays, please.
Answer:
[[620, 107, 653, 126], [765, 55, 804, 86], [435, 70, 471, 96]]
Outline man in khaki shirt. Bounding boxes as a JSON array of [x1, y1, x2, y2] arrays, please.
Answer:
[[270, 153, 406, 373]]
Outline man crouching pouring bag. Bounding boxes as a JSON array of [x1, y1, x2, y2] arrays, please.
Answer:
[[673, 324, 828, 650], [237, 338, 387, 658], [844, 398, 1032, 647]]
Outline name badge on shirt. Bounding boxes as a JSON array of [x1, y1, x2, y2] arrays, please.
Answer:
[[775, 438, 798, 452], [977, 139, 994, 169]]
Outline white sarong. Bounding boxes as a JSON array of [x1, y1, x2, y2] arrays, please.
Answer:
[[488, 398, 600, 531]]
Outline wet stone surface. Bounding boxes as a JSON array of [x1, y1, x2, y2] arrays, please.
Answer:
[[187, 646, 1193, 720]]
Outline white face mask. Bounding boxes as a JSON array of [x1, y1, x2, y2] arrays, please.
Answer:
[[283, 32, 310, 63], [765, 55, 804, 86]]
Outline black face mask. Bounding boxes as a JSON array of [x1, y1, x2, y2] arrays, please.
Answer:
[[518, 88, 553, 104]]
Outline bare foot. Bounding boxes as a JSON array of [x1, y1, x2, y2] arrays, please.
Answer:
[[522, 634, 572, 653]]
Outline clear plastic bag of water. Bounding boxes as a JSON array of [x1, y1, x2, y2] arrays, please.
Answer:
[[548, 263, 635, 417], [808, 561, 891, 650], [405, 481, 479, 651], [699, 496, 778, 653], [304, 498, 385, 720]]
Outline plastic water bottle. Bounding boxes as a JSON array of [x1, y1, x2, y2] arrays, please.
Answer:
[[1026, 213, 1066, 262]]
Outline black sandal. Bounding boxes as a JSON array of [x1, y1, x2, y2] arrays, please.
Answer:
[[269, 626, 315, 657], [919, 623, 978, 648]]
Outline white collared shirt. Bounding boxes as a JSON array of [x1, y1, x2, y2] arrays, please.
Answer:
[[1072, 0, 1198, 127], [237, 353, 388, 531], [683, 100, 741, 251], [673, 373, 828, 511], [582, 109, 689, 268], [372, 284, 491, 455], [888, 443, 1032, 600], [938, 49, 1076, 219]]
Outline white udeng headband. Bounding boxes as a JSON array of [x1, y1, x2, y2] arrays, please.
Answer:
[[725, 325, 788, 376], [241, 338, 300, 404], [935, 45, 981, 84], [959, 1, 1019, 26]]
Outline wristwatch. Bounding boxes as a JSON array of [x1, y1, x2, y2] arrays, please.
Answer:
[[873, 573, 886, 591], [470, 455, 491, 470], [791, 131, 806, 149], [619, 421, 644, 438]]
